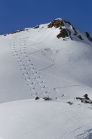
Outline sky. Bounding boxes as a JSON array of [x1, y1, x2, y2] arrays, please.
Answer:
[[0, 0, 92, 37]]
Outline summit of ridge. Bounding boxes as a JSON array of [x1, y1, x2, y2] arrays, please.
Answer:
[[34, 18, 92, 43], [3, 18, 92, 44]]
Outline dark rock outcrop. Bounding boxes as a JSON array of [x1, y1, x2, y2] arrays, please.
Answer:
[[11, 29, 28, 34], [48, 19, 64, 28], [63, 20, 71, 25], [57, 29, 71, 39], [84, 94, 90, 100], [85, 32, 92, 42], [71, 25, 78, 35], [70, 36, 73, 40], [34, 25, 39, 29], [43, 97, 51, 100], [67, 101, 73, 105], [48, 19, 78, 40], [35, 97, 39, 100], [78, 35, 84, 40], [76, 94, 92, 104]]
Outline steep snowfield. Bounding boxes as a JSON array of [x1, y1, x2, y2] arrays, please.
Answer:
[[0, 19, 92, 138]]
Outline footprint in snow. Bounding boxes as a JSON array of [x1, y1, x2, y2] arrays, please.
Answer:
[[31, 82, 35, 85], [11, 48, 16, 50], [32, 72, 38, 76], [40, 86, 47, 90], [18, 59, 22, 62], [37, 76, 41, 78], [15, 54, 18, 56], [37, 82, 42, 85], [61, 94, 66, 97], [26, 72, 29, 74], [41, 81, 44, 83], [44, 91, 49, 94], [21, 68, 27, 72], [42, 93, 46, 96], [23, 73, 28, 76], [55, 97, 60, 100], [31, 94, 36, 97], [19, 62, 22, 64], [29, 63, 34, 66], [31, 69, 35, 71], [27, 60, 31, 63], [20, 64, 25, 67], [25, 56, 28, 59], [21, 49, 25, 51], [22, 52, 26, 55], [17, 57, 21, 59], [12, 51, 16, 53], [34, 77, 40, 81], [27, 84, 33, 87], [30, 87, 36, 92], [22, 67, 27, 70], [32, 67, 36, 70], [54, 88, 60, 92], [34, 92, 39, 95], [25, 77, 32, 81], [37, 81, 44, 85]]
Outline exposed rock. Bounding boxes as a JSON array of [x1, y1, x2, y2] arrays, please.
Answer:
[[44, 19, 79, 40], [70, 36, 73, 40], [85, 32, 92, 42], [4, 34, 7, 36], [71, 25, 78, 35], [84, 94, 89, 100], [48, 19, 77, 40], [63, 20, 71, 25], [63, 39, 67, 41], [81, 99, 89, 103], [35, 97, 39, 100], [48, 19, 64, 28], [26, 29, 29, 31], [43, 97, 51, 101], [59, 26, 62, 30], [76, 97, 82, 100], [57, 29, 71, 39], [34, 25, 39, 29], [63, 20, 78, 36], [11, 29, 26, 34], [78, 35, 84, 40], [67, 101, 73, 105], [76, 94, 92, 104]]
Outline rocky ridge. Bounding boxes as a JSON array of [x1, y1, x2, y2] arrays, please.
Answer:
[[3, 18, 92, 43], [34, 18, 92, 42], [47, 19, 83, 40]]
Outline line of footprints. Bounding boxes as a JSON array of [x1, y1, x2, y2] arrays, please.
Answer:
[[10, 38, 50, 99]]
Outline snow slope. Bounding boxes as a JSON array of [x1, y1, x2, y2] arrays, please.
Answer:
[[0, 99, 92, 139], [0, 18, 92, 138]]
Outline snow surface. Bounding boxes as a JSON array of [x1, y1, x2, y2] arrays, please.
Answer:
[[0, 22, 92, 138]]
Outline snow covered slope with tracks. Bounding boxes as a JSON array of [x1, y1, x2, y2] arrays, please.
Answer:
[[0, 18, 92, 138]]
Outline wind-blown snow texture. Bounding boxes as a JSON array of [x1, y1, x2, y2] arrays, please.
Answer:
[[0, 18, 92, 139]]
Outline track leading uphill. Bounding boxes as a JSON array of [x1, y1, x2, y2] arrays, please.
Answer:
[[0, 18, 92, 103]]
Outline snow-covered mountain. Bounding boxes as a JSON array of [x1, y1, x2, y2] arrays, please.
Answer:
[[0, 18, 92, 139]]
